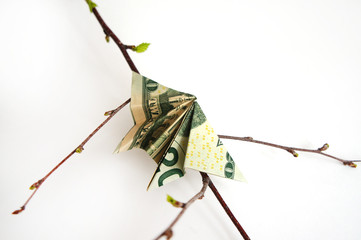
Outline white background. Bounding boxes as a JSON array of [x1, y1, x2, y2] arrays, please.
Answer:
[[1, 0, 360, 239]]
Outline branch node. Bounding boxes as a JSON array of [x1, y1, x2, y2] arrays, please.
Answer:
[[104, 110, 114, 116], [318, 143, 329, 151], [166, 195, 185, 208], [287, 149, 299, 157], [12, 206, 25, 215], [124, 45, 136, 50], [164, 229, 173, 240], [343, 161, 357, 168], [76, 146, 84, 153], [29, 179, 44, 190]]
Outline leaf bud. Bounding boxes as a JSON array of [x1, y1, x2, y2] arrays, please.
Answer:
[[76, 146, 84, 153], [318, 143, 329, 151], [287, 149, 299, 157], [166, 195, 184, 208]]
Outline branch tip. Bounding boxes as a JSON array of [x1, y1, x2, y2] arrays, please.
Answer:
[[13, 100, 130, 217], [343, 162, 357, 168], [318, 143, 329, 151], [86, 0, 97, 13], [12, 206, 25, 215], [287, 149, 299, 157]]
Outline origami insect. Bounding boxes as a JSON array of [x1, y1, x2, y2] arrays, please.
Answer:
[[115, 72, 246, 189]]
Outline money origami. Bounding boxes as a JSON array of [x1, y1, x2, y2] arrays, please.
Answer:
[[115, 72, 246, 190]]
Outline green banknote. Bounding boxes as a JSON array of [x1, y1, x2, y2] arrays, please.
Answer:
[[116, 72, 246, 189]]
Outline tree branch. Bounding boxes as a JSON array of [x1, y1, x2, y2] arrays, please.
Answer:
[[12, 99, 130, 215], [208, 178, 251, 240], [91, 8, 139, 73], [13, 5, 251, 240], [154, 172, 210, 240], [218, 135, 360, 167]]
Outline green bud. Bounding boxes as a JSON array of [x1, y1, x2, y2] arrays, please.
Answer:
[[29, 179, 43, 190], [104, 110, 113, 116], [287, 149, 298, 157], [318, 143, 329, 151], [343, 161, 357, 168], [76, 147, 83, 153], [350, 163, 357, 168], [166, 195, 184, 208], [86, 0, 97, 12]]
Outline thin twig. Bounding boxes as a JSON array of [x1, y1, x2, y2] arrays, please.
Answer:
[[208, 178, 251, 240], [12, 98, 130, 214], [154, 172, 210, 240], [218, 135, 360, 167], [91, 7, 139, 73], [13, 5, 250, 239]]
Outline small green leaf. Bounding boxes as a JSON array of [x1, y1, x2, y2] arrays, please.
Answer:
[[133, 43, 150, 53], [166, 195, 183, 208], [86, 0, 97, 12]]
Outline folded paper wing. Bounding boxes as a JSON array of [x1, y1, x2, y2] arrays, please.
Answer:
[[115, 72, 246, 190]]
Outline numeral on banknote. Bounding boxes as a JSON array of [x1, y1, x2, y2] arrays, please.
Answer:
[[224, 152, 235, 179]]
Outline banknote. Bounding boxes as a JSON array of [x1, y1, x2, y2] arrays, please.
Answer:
[[115, 72, 196, 163], [116, 72, 246, 189], [183, 102, 246, 182], [147, 104, 195, 190]]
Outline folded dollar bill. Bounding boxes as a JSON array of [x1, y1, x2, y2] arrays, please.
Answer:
[[115, 72, 246, 190]]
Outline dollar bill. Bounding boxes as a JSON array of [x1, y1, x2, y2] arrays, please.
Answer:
[[147, 105, 193, 189], [116, 72, 246, 189], [183, 102, 246, 182], [115, 72, 196, 163]]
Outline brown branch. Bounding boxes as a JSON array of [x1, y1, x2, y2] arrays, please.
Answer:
[[91, 7, 139, 74], [154, 172, 210, 240], [218, 135, 360, 167], [208, 178, 251, 240], [13, 6, 251, 240], [12, 98, 130, 215]]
